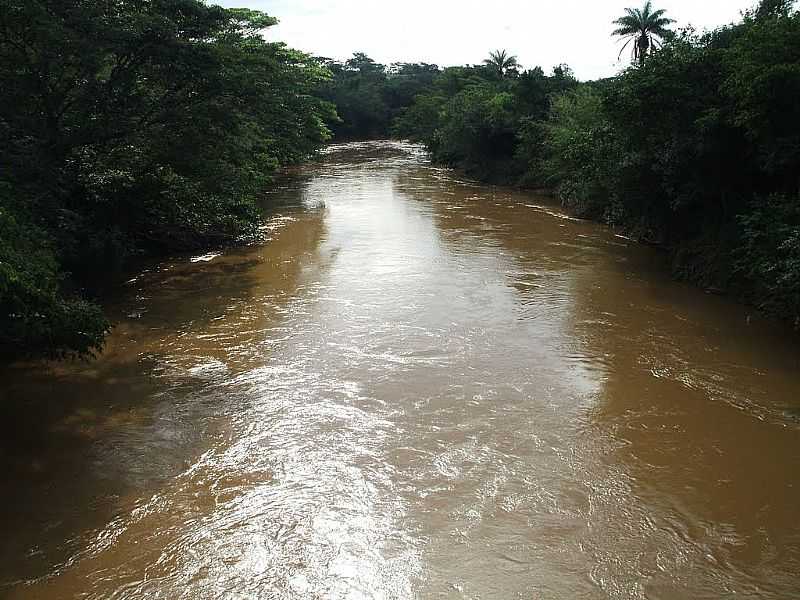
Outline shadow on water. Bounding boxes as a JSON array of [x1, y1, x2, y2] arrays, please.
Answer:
[[0, 195, 328, 595], [567, 248, 800, 599]]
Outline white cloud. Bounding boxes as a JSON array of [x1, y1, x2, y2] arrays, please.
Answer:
[[213, 0, 757, 80]]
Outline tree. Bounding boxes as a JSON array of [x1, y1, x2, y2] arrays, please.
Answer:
[[0, 0, 333, 359], [318, 55, 442, 139], [483, 50, 520, 78], [613, 1, 675, 65], [397, 3, 800, 326], [317, 53, 391, 138], [755, 0, 796, 19]]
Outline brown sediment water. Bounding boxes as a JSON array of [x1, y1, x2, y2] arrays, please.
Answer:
[[1, 141, 799, 599]]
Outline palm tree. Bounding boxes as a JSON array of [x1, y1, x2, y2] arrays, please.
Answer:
[[613, 1, 675, 66], [483, 50, 519, 77]]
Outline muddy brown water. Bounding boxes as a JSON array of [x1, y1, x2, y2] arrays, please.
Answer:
[[1, 141, 799, 599]]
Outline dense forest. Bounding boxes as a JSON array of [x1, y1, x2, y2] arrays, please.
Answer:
[[1, 0, 799, 360], [325, 0, 800, 327], [0, 0, 335, 359]]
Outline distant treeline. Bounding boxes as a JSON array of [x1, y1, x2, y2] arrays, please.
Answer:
[[0, 1, 335, 359], [2, 0, 798, 361], [324, 0, 800, 326], [316, 54, 440, 140]]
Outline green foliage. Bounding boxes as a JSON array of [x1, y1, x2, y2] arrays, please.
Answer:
[[4, 0, 799, 357], [722, 9, 800, 176], [737, 194, 800, 321], [400, 4, 800, 324], [319, 54, 440, 139], [395, 61, 577, 181], [613, 1, 676, 65], [319, 53, 391, 139], [0, 0, 332, 359], [755, 0, 796, 19], [434, 85, 520, 180], [392, 93, 446, 149], [0, 193, 109, 359], [532, 86, 621, 220], [551, 5, 800, 317], [483, 50, 520, 79]]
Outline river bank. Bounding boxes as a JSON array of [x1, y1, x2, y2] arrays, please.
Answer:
[[420, 155, 795, 325]]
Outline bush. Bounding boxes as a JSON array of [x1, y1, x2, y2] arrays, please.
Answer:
[[0, 0, 333, 359], [534, 85, 621, 220], [0, 195, 108, 359], [737, 194, 800, 321], [397, 5, 800, 324]]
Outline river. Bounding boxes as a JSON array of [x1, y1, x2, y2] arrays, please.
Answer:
[[1, 141, 799, 599]]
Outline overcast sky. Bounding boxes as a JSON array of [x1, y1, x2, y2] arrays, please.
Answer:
[[214, 0, 759, 80]]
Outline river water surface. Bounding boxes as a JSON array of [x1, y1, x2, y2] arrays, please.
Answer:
[[1, 142, 799, 599]]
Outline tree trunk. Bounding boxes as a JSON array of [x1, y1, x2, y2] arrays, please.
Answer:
[[637, 34, 650, 66]]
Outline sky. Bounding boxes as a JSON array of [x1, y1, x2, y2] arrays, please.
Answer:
[[214, 0, 759, 80]]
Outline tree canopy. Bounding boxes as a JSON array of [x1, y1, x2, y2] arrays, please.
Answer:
[[613, 1, 675, 64], [396, 0, 800, 324], [0, 0, 334, 359], [483, 50, 520, 78], [2, 0, 800, 360]]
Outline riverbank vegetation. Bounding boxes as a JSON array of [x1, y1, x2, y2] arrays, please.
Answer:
[[317, 54, 440, 140], [2, 0, 798, 360], [392, 0, 800, 326], [0, 0, 334, 359]]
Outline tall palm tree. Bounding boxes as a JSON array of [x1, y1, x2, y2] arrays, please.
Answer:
[[483, 50, 519, 77], [613, 1, 675, 66]]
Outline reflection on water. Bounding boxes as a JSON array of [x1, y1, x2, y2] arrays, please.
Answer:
[[1, 141, 798, 599]]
